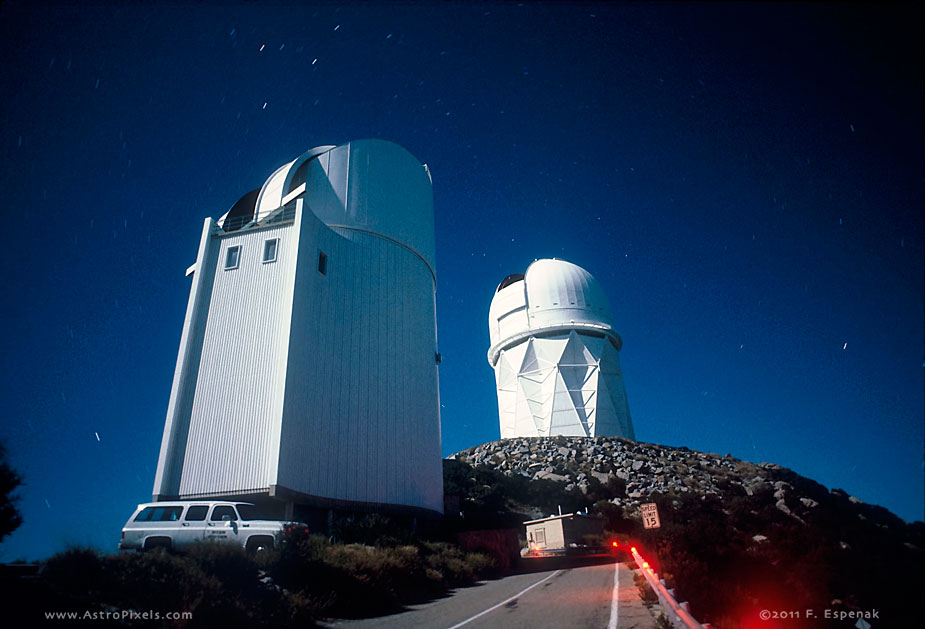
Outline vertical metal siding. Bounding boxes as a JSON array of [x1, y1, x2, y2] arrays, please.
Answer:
[[177, 222, 297, 496], [276, 211, 442, 512], [153, 218, 219, 498]]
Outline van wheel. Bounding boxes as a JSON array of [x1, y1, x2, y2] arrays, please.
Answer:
[[246, 537, 274, 555]]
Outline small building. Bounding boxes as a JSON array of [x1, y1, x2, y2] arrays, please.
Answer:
[[524, 512, 605, 555]]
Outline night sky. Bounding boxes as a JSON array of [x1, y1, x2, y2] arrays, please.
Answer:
[[1, 2, 921, 561]]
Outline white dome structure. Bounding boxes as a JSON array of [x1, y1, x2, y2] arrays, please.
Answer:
[[154, 140, 443, 520], [488, 259, 634, 439]]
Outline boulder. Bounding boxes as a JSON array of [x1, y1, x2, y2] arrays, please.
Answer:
[[591, 470, 611, 484]]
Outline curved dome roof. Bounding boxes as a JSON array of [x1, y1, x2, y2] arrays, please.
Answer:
[[218, 140, 435, 273], [488, 259, 618, 364], [523, 259, 612, 325]]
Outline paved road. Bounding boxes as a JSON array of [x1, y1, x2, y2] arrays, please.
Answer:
[[326, 558, 660, 629]]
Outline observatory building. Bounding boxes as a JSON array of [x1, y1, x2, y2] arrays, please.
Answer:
[[153, 140, 443, 518], [487, 259, 634, 440]]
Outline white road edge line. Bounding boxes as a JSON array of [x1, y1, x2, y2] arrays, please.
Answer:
[[446, 569, 563, 629], [607, 561, 620, 629]]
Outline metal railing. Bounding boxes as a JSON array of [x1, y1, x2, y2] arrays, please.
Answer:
[[631, 547, 711, 629], [219, 203, 296, 233]]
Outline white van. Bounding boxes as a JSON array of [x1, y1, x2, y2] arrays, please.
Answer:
[[119, 501, 305, 553]]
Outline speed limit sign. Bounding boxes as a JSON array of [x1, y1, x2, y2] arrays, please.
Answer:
[[641, 503, 661, 529]]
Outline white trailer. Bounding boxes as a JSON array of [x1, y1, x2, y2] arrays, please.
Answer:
[[523, 512, 614, 557]]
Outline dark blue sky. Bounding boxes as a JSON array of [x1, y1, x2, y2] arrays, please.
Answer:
[[1, 2, 921, 560]]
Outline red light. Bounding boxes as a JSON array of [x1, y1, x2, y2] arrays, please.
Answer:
[[642, 561, 649, 569], [612, 541, 619, 547], [631, 546, 637, 553]]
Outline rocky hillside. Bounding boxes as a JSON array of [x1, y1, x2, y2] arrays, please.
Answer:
[[447, 436, 923, 627], [449, 436, 887, 525]]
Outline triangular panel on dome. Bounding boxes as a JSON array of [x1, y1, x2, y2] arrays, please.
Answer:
[[559, 330, 597, 366], [497, 388, 517, 416], [600, 369, 628, 401], [520, 338, 540, 373], [580, 386, 598, 410], [526, 392, 551, 436], [599, 341, 623, 376], [618, 410, 635, 440], [596, 371, 633, 437], [550, 416, 588, 436], [549, 407, 589, 436], [519, 370, 553, 426], [551, 371, 590, 436], [578, 370, 600, 428], [518, 372, 543, 406], [593, 412, 618, 437], [581, 334, 605, 361], [520, 359, 556, 385], [559, 364, 591, 394], [534, 336, 569, 367], [512, 381, 536, 437], [596, 376, 617, 413], [549, 390, 580, 425], [559, 366, 593, 434], [606, 374, 633, 439], [584, 406, 598, 434], [523, 394, 547, 422], [499, 343, 527, 372], [581, 364, 599, 389], [496, 353, 518, 391]]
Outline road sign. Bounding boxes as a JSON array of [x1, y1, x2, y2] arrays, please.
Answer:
[[641, 503, 661, 529]]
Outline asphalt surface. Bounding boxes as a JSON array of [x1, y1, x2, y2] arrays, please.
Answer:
[[326, 557, 661, 629]]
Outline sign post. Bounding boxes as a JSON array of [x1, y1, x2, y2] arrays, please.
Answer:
[[640, 503, 661, 529]]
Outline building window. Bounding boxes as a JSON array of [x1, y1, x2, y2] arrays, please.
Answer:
[[225, 245, 241, 270], [318, 251, 328, 275], [262, 238, 279, 264]]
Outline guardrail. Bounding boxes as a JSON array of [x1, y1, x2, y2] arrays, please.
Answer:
[[220, 204, 296, 233], [630, 546, 711, 629]]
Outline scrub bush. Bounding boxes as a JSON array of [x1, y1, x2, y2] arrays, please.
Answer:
[[24, 524, 497, 625]]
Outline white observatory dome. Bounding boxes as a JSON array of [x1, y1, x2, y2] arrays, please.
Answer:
[[487, 258, 634, 440], [488, 259, 619, 366], [218, 140, 435, 274], [155, 139, 443, 515]]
